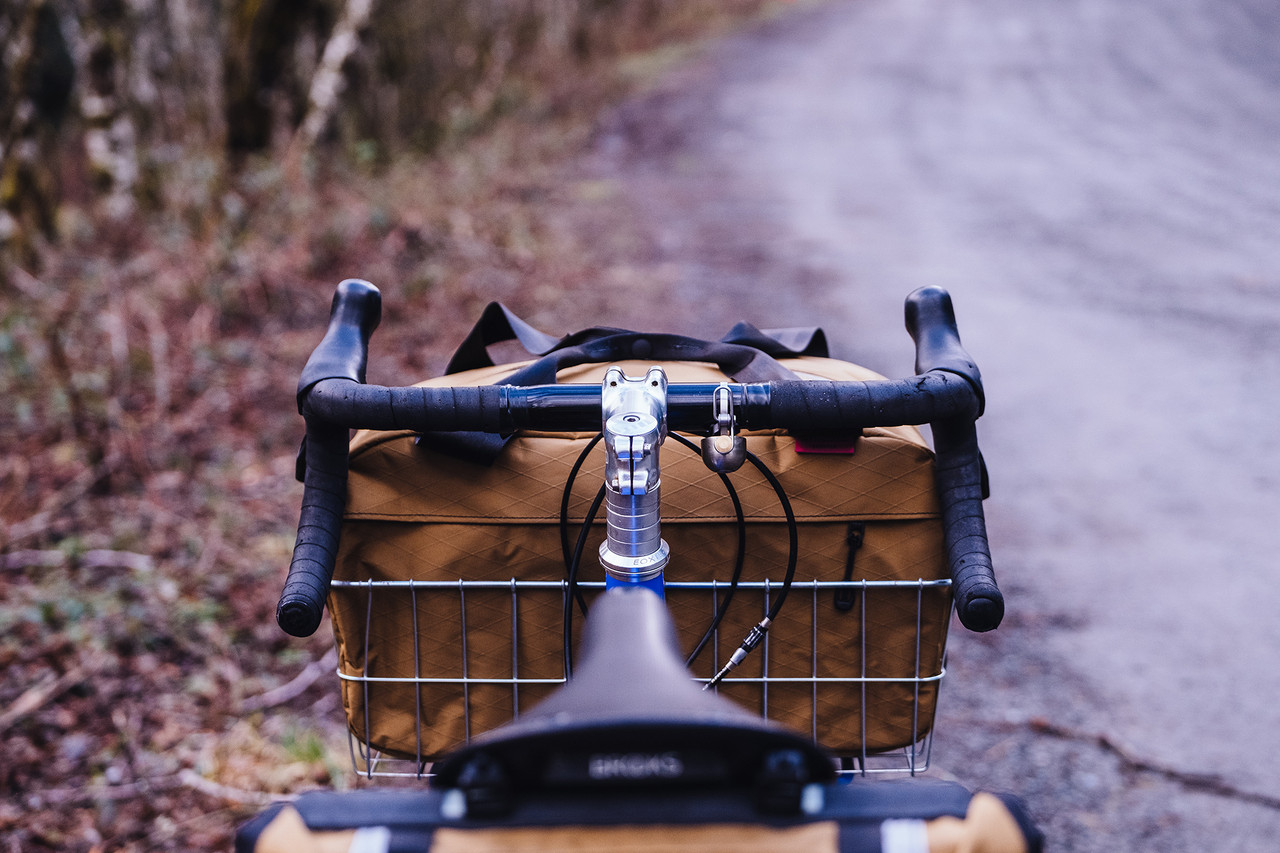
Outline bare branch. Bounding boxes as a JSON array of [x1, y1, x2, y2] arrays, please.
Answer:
[[0, 666, 86, 733], [177, 770, 291, 806], [1, 548, 153, 572], [28, 772, 290, 807], [240, 647, 340, 714], [0, 549, 62, 570]]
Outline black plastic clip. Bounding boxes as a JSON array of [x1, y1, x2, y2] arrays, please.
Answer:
[[454, 754, 513, 819], [754, 749, 810, 815]]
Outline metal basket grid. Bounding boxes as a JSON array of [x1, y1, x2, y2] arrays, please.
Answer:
[[330, 577, 950, 781]]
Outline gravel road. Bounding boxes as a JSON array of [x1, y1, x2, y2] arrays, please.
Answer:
[[568, 0, 1280, 847]]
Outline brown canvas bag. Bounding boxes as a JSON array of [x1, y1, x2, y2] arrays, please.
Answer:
[[326, 348, 952, 763]]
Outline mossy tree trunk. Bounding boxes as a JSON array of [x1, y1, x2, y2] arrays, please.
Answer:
[[0, 0, 74, 274], [77, 0, 142, 221]]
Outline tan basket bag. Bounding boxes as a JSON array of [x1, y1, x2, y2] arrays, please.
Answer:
[[327, 343, 951, 763]]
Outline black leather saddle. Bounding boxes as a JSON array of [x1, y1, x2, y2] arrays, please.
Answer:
[[431, 587, 835, 816]]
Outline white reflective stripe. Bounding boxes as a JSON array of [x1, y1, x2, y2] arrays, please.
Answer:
[[440, 788, 467, 819], [348, 826, 391, 853], [880, 819, 930, 853], [800, 783, 825, 815]]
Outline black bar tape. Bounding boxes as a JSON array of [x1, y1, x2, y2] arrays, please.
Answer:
[[767, 373, 980, 432], [278, 420, 349, 637], [307, 374, 984, 436], [933, 418, 1003, 632], [393, 385, 508, 433], [304, 381, 509, 433], [280, 280, 382, 636]]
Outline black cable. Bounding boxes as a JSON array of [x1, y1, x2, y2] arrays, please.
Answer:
[[748, 450, 799, 623], [558, 431, 749, 674], [563, 483, 606, 678], [559, 433, 603, 618], [665, 432, 747, 668], [558, 432, 603, 678], [556, 432, 793, 684], [704, 447, 799, 690]]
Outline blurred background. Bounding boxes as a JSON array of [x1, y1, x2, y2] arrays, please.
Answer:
[[0, 2, 772, 849], [4, 1, 1279, 850]]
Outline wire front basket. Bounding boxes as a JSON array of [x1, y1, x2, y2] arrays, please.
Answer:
[[328, 577, 951, 781]]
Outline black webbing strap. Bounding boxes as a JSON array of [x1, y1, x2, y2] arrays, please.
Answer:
[[423, 303, 831, 464]]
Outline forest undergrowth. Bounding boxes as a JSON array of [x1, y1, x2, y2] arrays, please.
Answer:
[[0, 3, 776, 849]]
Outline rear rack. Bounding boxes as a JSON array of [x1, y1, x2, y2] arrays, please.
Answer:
[[329, 577, 950, 781]]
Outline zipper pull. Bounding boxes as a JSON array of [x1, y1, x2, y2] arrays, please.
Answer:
[[834, 522, 866, 612]]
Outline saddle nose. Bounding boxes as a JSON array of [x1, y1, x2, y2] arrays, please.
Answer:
[[431, 587, 834, 810]]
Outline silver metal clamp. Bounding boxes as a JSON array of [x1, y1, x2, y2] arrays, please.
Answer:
[[701, 383, 747, 474]]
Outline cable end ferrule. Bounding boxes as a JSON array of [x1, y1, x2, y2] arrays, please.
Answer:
[[703, 617, 773, 690]]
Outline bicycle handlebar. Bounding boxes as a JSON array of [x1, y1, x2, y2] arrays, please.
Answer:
[[276, 282, 1003, 638], [277, 280, 379, 638]]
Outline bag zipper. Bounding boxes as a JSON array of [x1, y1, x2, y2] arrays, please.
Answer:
[[834, 522, 866, 612]]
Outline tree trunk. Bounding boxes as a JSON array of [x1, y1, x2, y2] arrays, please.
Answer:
[[223, 0, 328, 154], [286, 0, 377, 172], [0, 0, 74, 272], [77, 0, 141, 221]]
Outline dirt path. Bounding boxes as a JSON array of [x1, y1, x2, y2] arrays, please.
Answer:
[[553, 0, 1280, 848]]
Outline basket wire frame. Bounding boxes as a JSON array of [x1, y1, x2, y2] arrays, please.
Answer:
[[332, 577, 950, 781]]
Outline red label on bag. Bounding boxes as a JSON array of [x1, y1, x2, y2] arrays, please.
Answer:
[[794, 436, 859, 455]]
